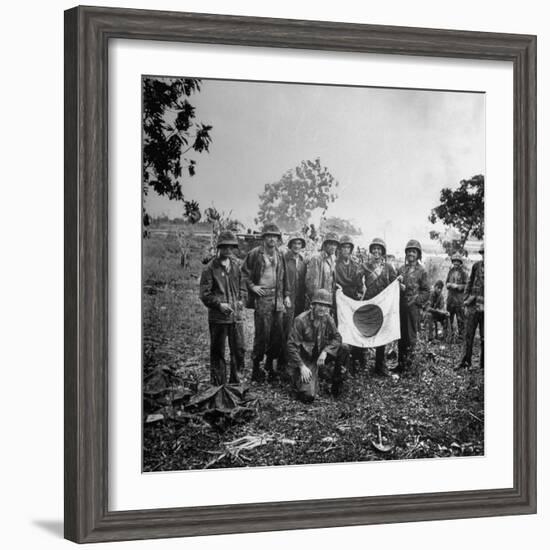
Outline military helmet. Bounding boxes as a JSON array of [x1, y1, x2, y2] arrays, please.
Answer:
[[311, 288, 333, 307], [287, 233, 306, 249], [217, 230, 239, 248], [322, 232, 340, 247], [369, 237, 387, 256], [261, 223, 282, 238], [339, 234, 354, 251], [405, 239, 422, 260], [451, 252, 463, 264]]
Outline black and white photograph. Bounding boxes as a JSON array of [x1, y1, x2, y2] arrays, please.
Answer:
[[142, 75, 485, 472]]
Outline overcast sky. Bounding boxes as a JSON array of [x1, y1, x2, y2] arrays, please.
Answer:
[[145, 77, 485, 255]]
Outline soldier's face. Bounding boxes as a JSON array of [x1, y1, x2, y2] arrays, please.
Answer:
[[290, 240, 303, 253], [218, 245, 233, 259], [434, 285, 442, 295], [264, 234, 278, 249], [371, 245, 383, 259], [452, 260, 461, 268], [313, 303, 330, 318], [406, 249, 419, 263], [325, 242, 338, 256], [340, 244, 352, 258]]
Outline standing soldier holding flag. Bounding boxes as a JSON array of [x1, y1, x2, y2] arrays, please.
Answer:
[[335, 235, 365, 371], [363, 237, 397, 376], [395, 239, 430, 374]]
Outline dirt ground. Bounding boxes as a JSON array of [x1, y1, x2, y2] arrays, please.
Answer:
[[143, 229, 484, 472]]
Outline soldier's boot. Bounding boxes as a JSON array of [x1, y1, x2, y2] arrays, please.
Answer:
[[265, 359, 277, 383], [374, 361, 391, 378], [251, 359, 265, 383]]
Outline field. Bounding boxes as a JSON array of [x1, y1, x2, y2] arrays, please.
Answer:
[[143, 228, 484, 472]]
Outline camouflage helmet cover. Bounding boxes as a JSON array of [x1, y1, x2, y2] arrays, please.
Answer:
[[369, 237, 387, 256], [217, 230, 239, 248], [405, 239, 422, 260], [287, 233, 306, 249], [322, 232, 340, 247], [261, 223, 282, 238], [311, 288, 333, 307]]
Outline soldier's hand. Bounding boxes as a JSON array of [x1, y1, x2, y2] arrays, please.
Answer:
[[284, 296, 292, 309], [219, 303, 233, 315], [397, 274, 404, 282], [299, 365, 312, 384], [252, 285, 266, 296], [316, 351, 327, 368]]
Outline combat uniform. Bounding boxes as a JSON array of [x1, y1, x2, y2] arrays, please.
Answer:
[[199, 255, 247, 385], [241, 241, 290, 380], [287, 309, 348, 402], [426, 289, 449, 340], [446, 263, 468, 338], [363, 256, 397, 374], [459, 259, 484, 369], [397, 260, 430, 371], [305, 250, 336, 305]]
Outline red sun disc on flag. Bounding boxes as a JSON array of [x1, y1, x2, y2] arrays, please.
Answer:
[[353, 304, 383, 337]]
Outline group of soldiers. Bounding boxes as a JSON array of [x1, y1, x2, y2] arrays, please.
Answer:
[[199, 223, 485, 403]]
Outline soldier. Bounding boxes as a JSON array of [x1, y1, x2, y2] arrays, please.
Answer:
[[279, 234, 307, 376], [458, 244, 485, 369], [395, 239, 430, 374], [363, 237, 397, 376], [305, 232, 339, 306], [287, 289, 349, 403], [335, 234, 365, 371], [425, 280, 450, 341], [241, 223, 291, 382], [446, 252, 468, 340], [199, 230, 247, 385]]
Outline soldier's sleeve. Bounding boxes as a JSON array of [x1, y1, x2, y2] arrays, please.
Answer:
[[456, 268, 467, 291], [388, 263, 398, 283], [240, 249, 255, 291], [305, 256, 319, 300], [416, 268, 431, 306], [199, 265, 221, 310], [237, 263, 248, 304], [445, 268, 452, 288], [464, 264, 476, 300], [323, 317, 342, 357], [281, 252, 291, 299], [287, 316, 305, 369]]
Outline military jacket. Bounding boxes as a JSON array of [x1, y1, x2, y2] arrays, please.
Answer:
[[465, 260, 484, 311], [445, 265, 469, 307], [363, 260, 397, 300], [335, 257, 364, 299], [284, 250, 307, 314], [397, 262, 430, 306], [287, 310, 342, 369], [241, 245, 289, 309], [199, 256, 247, 323], [305, 251, 336, 301]]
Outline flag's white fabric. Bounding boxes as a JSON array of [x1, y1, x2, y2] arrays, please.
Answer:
[[336, 280, 401, 348]]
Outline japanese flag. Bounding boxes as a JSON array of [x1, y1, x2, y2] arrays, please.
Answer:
[[336, 280, 401, 348]]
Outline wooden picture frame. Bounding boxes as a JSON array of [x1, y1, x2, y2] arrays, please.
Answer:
[[64, 5, 536, 543]]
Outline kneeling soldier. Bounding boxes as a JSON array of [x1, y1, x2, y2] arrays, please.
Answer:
[[287, 289, 349, 403], [199, 230, 246, 385]]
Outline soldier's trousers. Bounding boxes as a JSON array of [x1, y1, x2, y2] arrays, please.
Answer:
[[460, 308, 484, 368], [398, 301, 420, 370], [294, 346, 349, 403], [209, 322, 245, 385], [427, 311, 449, 340], [447, 304, 465, 338], [253, 295, 284, 365]]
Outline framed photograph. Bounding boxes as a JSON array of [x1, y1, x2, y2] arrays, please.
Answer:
[[64, 5, 536, 543]]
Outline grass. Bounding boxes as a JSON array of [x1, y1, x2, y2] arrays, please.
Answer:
[[143, 230, 484, 471]]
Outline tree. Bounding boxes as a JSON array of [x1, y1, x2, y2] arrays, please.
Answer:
[[255, 158, 339, 232], [428, 174, 484, 255], [142, 77, 213, 210], [320, 216, 362, 236]]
